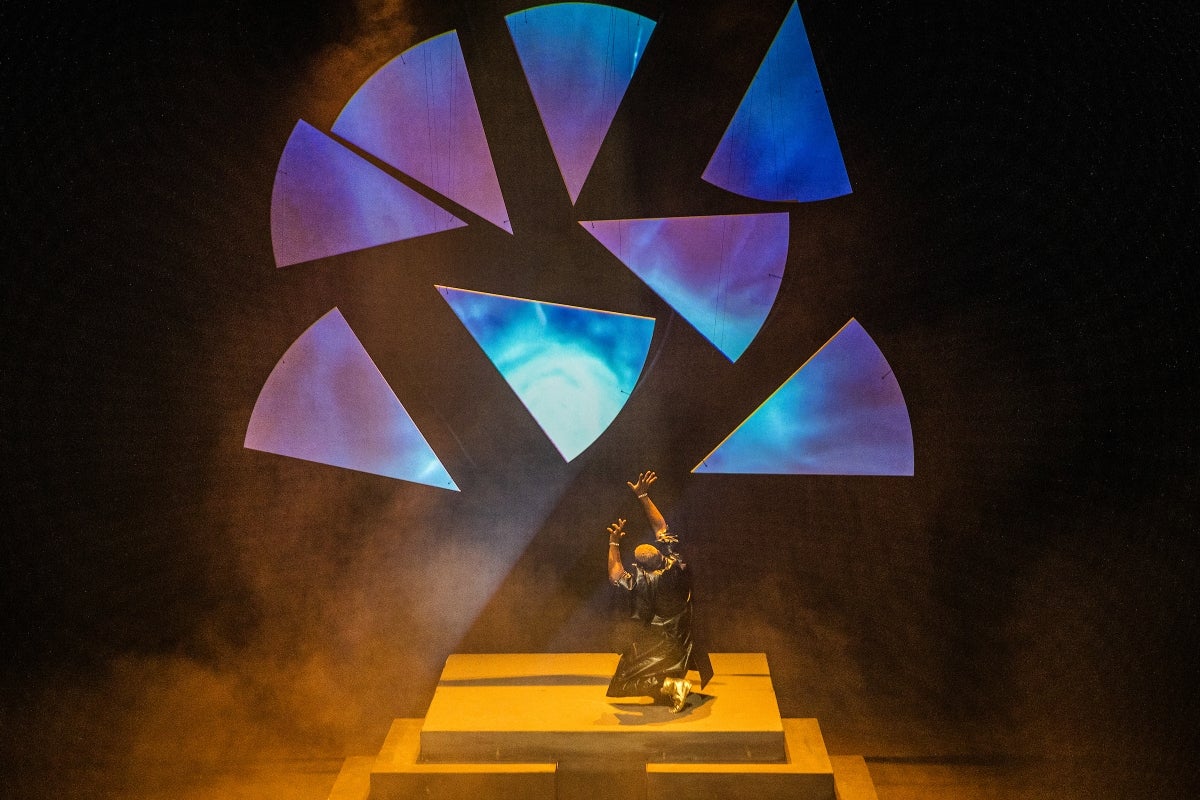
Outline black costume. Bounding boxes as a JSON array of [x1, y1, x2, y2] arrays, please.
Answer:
[[607, 535, 713, 697]]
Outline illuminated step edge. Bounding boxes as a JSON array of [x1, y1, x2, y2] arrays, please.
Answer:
[[702, 2, 851, 203], [244, 308, 459, 490], [581, 213, 789, 362], [270, 121, 466, 268], [437, 286, 655, 462], [333, 30, 512, 233], [506, 3, 656, 204], [694, 319, 913, 475]]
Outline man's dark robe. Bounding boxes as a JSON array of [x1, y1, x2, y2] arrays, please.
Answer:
[[607, 541, 713, 696]]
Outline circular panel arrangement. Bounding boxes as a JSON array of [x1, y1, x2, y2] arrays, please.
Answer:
[[249, 2, 913, 488]]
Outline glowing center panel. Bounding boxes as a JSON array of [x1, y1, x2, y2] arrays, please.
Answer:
[[506, 3, 656, 203], [694, 319, 913, 476], [703, 2, 851, 203], [270, 121, 466, 268], [581, 213, 789, 362], [245, 308, 459, 490], [437, 286, 655, 461], [332, 30, 512, 233]]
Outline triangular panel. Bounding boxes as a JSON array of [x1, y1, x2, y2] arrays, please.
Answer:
[[702, 2, 851, 202], [270, 121, 466, 268], [332, 31, 512, 233], [581, 213, 789, 361], [437, 286, 655, 461], [506, 4, 656, 203], [245, 308, 459, 490], [694, 319, 913, 475]]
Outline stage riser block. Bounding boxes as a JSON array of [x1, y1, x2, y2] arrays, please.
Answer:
[[419, 653, 788, 764], [327, 755, 372, 800], [370, 771, 556, 800], [645, 718, 836, 800], [647, 772, 835, 800], [327, 749, 875, 800], [830, 755, 880, 800], [371, 718, 555, 800], [556, 765, 647, 800], [323, 656, 880, 800]]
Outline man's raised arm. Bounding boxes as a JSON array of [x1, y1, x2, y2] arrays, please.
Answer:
[[627, 470, 668, 538], [607, 518, 629, 585]]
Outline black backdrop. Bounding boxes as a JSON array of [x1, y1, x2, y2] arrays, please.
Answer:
[[1, 2, 1195, 798]]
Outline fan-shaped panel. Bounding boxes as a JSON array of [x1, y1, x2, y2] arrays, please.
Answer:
[[581, 213, 789, 361], [270, 121, 466, 268], [245, 308, 459, 490], [332, 31, 512, 233], [438, 286, 655, 461], [702, 2, 850, 202], [694, 319, 912, 475], [506, 3, 656, 203]]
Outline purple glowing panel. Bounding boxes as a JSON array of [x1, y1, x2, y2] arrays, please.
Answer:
[[332, 31, 512, 233], [703, 2, 850, 202], [694, 319, 913, 475], [437, 286, 655, 461], [270, 121, 466, 268], [245, 308, 459, 490], [581, 213, 789, 362], [506, 4, 656, 203]]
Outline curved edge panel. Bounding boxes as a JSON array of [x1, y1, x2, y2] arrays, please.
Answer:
[[332, 31, 513, 233], [693, 319, 913, 475], [245, 307, 459, 490], [580, 213, 789, 361], [270, 121, 466, 268], [437, 285, 655, 461], [702, 2, 851, 202], [506, 3, 656, 203]]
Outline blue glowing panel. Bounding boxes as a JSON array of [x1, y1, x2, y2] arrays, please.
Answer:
[[702, 2, 850, 202], [437, 286, 655, 461], [332, 31, 512, 233], [506, 4, 656, 203], [581, 213, 788, 362], [245, 308, 459, 490], [694, 319, 913, 475], [270, 121, 466, 268]]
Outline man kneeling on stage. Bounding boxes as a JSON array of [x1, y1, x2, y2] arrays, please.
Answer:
[[606, 470, 712, 712]]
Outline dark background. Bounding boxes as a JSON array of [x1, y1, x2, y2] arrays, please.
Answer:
[[1, 1, 1195, 798]]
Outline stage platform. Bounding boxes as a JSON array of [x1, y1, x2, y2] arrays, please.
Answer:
[[327, 653, 877, 800]]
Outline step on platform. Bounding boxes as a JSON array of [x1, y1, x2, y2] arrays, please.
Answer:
[[328, 653, 878, 800]]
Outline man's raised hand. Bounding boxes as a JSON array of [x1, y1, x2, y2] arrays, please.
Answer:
[[627, 471, 657, 496]]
